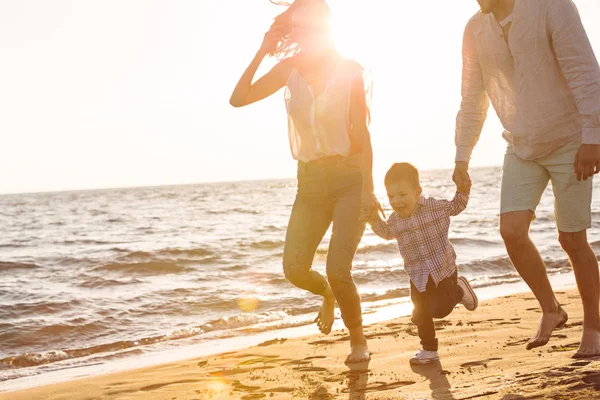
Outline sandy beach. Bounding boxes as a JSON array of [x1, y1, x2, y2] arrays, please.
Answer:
[[2, 288, 599, 400]]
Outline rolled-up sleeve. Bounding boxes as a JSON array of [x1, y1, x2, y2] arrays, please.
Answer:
[[455, 18, 490, 162], [549, 0, 600, 145], [445, 191, 469, 217], [370, 216, 395, 240]]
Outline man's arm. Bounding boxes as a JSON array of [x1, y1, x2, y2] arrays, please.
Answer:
[[455, 18, 490, 164], [549, 0, 600, 180], [453, 18, 489, 187]]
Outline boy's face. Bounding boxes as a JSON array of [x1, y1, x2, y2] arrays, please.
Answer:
[[386, 181, 422, 218]]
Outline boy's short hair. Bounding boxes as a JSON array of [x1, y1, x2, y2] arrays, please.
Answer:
[[384, 162, 420, 188]]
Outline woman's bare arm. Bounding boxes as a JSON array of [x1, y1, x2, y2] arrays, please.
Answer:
[[229, 26, 294, 107]]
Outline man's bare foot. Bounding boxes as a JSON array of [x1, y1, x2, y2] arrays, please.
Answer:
[[315, 285, 335, 335], [345, 343, 371, 364], [526, 307, 568, 350], [573, 326, 600, 359]]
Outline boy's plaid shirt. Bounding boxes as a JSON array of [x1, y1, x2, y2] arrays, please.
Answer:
[[370, 191, 469, 292]]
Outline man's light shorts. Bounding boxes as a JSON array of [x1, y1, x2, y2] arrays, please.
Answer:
[[501, 139, 593, 232]]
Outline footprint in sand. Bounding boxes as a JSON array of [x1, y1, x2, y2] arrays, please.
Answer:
[[582, 371, 600, 387], [237, 356, 281, 367], [404, 327, 419, 336], [324, 374, 346, 383], [232, 381, 261, 392], [257, 338, 287, 347], [570, 361, 591, 367], [282, 359, 312, 366], [308, 386, 333, 400], [262, 387, 295, 393], [365, 330, 402, 339], [548, 342, 580, 353], [386, 322, 406, 329], [293, 366, 329, 372], [541, 369, 600, 393], [303, 356, 327, 360], [139, 379, 201, 391], [308, 339, 336, 346], [467, 319, 502, 326], [241, 394, 266, 400], [505, 338, 529, 347], [340, 380, 416, 393], [230, 353, 265, 359], [210, 367, 257, 377], [514, 373, 540, 384], [563, 321, 583, 329], [460, 358, 502, 368]]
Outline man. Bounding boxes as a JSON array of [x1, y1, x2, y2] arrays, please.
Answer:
[[453, 0, 600, 357]]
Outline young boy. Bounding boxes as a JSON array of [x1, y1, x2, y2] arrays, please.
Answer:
[[369, 162, 478, 365]]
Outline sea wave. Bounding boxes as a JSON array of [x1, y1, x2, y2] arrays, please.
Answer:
[[0, 310, 299, 370], [361, 288, 411, 302], [0, 261, 39, 271], [77, 276, 144, 288], [0, 299, 84, 320], [93, 262, 192, 275], [449, 238, 500, 246], [119, 247, 215, 261], [249, 239, 284, 250]]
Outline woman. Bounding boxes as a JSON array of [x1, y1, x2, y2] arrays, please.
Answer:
[[230, 0, 380, 363]]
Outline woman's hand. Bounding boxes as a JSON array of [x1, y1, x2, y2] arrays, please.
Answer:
[[258, 22, 286, 57], [359, 191, 384, 223], [229, 22, 292, 108]]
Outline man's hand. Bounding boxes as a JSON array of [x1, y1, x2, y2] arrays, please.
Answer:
[[574, 144, 600, 181], [453, 161, 471, 188], [457, 178, 472, 194]]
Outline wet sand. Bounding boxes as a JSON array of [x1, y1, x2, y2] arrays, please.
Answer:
[[2, 288, 599, 400]]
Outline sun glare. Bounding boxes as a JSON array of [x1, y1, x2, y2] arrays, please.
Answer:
[[330, 2, 380, 65]]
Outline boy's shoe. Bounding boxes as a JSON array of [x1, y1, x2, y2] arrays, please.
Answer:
[[457, 276, 478, 311], [409, 350, 439, 365]]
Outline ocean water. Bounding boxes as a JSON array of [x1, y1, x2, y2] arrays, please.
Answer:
[[1, 166, 599, 389]]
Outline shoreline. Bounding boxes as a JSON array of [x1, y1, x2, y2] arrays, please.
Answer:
[[3, 274, 598, 399], [0, 272, 576, 393]]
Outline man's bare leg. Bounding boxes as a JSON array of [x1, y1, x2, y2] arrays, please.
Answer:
[[558, 230, 600, 358], [500, 211, 567, 349]]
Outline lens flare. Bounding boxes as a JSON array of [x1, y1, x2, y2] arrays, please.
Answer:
[[237, 297, 260, 312]]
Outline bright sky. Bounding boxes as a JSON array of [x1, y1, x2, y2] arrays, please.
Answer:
[[1, 0, 599, 194]]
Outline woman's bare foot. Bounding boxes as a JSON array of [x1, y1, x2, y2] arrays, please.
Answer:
[[315, 285, 335, 335], [345, 326, 370, 364], [526, 307, 568, 350], [573, 325, 600, 359], [345, 343, 371, 364]]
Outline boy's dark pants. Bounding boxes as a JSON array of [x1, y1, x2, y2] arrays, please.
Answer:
[[410, 273, 463, 351]]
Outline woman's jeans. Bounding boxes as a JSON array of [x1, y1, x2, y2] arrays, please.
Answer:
[[283, 154, 365, 329]]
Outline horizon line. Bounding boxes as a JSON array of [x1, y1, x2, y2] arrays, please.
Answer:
[[0, 164, 503, 197]]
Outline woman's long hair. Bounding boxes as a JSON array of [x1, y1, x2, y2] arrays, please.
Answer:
[[268, 0, 332, 59], [269, 0, 372, 126]]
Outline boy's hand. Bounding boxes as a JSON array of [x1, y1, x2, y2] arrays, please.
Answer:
[[360, 191, 384, 223]]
